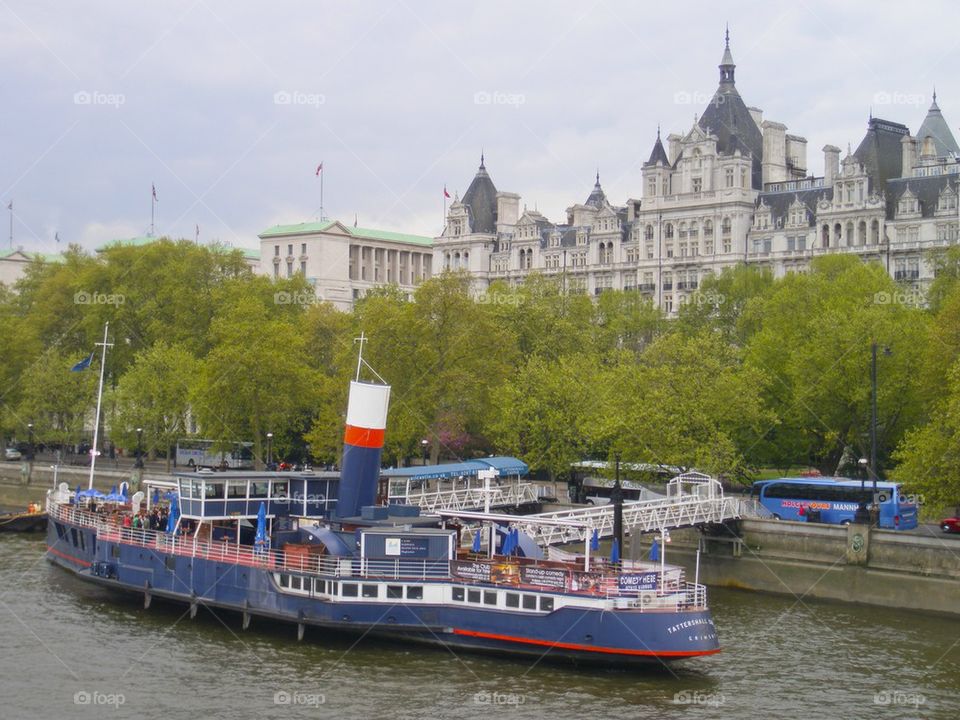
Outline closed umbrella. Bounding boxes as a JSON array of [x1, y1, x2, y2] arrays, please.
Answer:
[[610, 538, 620, 564], [649, 537, 659, 562], [166, 494, 180, 534], [590, 528, 600, 552], [471, 528, 482, 553], [254, 502, 268, 552]]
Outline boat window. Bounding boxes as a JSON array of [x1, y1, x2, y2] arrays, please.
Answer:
[[271, 481, 289, 498], [191, 480, 204, 499], [406, 586, 423, 600], [279, 574, 290, 588], [291, 576, 302, 591], [227, 481, 247, 499], [362, 584, 379, 598], [78, 532, 85, 551], [452, 587, 465, 601], [387, 585, 403, 599], [483, 591, 498, 606], [204, 482, 225, 499], [539, 597, 554, 612], [250, 482, 269, 499], [522, 595, 537, 610], [467, 589, 481, 604], [342, 583, 358, 597], [505, 593, 520, 608], [314, 579, 325, 594], [70, 528, 78, 547]]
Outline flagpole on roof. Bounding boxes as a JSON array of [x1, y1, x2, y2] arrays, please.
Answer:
[[7, 200, 12, 249], [88, 322, 114, 490], [150, 184, 157, 237]]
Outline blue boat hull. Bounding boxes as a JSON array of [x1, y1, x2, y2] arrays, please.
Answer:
[[45, 519, 720, 666]]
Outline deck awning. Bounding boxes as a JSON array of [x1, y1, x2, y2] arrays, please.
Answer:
[[382, 456, 528, 482]]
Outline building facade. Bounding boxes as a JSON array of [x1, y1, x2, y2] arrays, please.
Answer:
[[435, 32, 960, 313], [257, 220, 434, 310]]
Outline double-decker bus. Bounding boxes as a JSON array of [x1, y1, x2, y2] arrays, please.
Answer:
[[750, 477, 918, 530], [175, 439, 254, 470]]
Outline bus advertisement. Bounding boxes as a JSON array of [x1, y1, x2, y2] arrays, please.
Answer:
[[751, 477, 918, 530]]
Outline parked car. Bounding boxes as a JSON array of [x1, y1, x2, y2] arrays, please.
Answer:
[[4, 447, 22, 461], [940, 516, 960, 534]]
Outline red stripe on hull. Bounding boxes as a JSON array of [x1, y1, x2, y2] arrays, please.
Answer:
[[343, 424, 385, 449], [47, 545, 92, 568], [451, 628, 721, 658]]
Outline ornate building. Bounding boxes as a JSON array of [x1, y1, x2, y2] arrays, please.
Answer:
[[434, 31, 960, 313]]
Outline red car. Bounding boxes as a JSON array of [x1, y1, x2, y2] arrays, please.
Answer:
[[941, 517, 960, 534]]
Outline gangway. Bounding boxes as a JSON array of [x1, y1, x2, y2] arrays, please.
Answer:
[[442, 472, 744, 547]]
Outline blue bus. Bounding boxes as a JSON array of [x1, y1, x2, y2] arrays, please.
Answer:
[[751, 477, 918, 530]]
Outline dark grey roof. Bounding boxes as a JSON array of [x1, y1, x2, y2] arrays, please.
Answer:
[[585, 174, 607, 207], [885, 174, 959, 219], [755, 187, 834, 227], [461, 155, 498, 234], [853, 117, 909, 191], [916, 93, 959, 159], [697, 33, 764, 189], [646, 132, 669, 166]]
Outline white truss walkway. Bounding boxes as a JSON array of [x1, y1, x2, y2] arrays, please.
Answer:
[[392, 481, 541, 514], [445, 473, 746, 547]]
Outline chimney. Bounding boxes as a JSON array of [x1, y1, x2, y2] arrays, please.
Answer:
[[747, 106, 764, 128], [336, 380, 391, 518], [901, 135, 916, 177], [823, 145, 841, 187], [496, 192, 520, 231], [667, 134, 682, 166], [761, 121, 788, 185]]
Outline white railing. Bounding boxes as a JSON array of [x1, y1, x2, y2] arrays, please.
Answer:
[[392, 482, 540, 513]]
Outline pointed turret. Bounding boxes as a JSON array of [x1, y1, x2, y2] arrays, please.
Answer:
[[916, 90, 959, 159], [460, 154, 498, 233], [646, 127, 669, 166], [585, 172, 607, 208], [719, 24, 735, 87]]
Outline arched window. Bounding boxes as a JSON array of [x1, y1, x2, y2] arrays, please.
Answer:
[[871, 219, 880, 244], [645, 224, 654, 241], [858, 221, 866, 246], [822, 225, 830, 248], [721, 218, 731, 235], [846, 222, 854, 247], [834, 223, 842, 244], [704, 221, 713, 237], [665, 223, 674, 239]]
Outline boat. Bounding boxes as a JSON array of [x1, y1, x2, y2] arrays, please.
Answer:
[[1, 505, 48, 532], [44, 334, 720, 666]]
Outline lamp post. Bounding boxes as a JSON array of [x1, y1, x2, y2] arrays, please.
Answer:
[[421, 438, 429, 466], [27, 422, 34, 461], [611, 452, 624, 562], [135, 427, 144, 469], [266, 432, 274, 469], [869, 342, 892, 526]]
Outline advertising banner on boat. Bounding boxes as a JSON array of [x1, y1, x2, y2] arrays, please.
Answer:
[[520, 565, 567, 590], [384, 537, 432, 558], [617, 572, 659, 591], [571, 571, 605, 594], [450, 560, 491, 583]]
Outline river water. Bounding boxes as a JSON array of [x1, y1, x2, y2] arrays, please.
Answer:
[[1, 533, 956, 719]]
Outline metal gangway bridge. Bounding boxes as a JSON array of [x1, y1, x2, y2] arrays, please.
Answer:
[[442, 472, 752, 548]]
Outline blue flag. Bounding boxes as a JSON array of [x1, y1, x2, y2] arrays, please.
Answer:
[[71, 352, 94, 372]]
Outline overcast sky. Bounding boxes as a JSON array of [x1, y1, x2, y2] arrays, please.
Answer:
[[2, 1, 957, 253]]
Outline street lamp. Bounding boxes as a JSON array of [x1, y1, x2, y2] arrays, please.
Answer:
[[266, 432, 274, 469], [421, 438, 429, 466], [869, 342, 892, 526], [611, 452, 624, 563], [27, 422, 34, 461], [135, 427, 144, 469]]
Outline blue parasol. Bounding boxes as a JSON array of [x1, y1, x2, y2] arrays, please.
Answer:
[[649, 537, 659, 562], [165, 495, 180, 534], [254, 502, 268, 552], [151, 488, 160, 505], [590, 528, 600, 552], [501, 527, 515, 556], [610, 538, 620, 564], [471, 528, 482, 553]]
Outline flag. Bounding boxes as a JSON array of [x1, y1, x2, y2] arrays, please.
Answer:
[[315, 162, 323, 176], [71, 352, 94, 372], [151, 184, 158, 201], [353, 213, 357, 228], [55, 232, 60, 244], [443, 186, 450, 199], [6, 201, 11, 211]]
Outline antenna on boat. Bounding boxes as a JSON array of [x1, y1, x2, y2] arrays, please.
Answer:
[[353, 331, 387, 384], [88, 321, 113, 490]]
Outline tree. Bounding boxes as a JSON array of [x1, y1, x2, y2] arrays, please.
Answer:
[[113, 341, 198, 471], [676, 263, 774, 344]]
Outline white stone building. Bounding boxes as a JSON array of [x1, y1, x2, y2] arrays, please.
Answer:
[[257, 220, 434, 310], [434, 31, 960, 313]]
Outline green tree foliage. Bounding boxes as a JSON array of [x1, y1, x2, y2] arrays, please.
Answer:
[[13, 348, 96, 449]]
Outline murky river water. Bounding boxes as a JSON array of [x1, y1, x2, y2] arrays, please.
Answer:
[[1, 533, 957, 719]]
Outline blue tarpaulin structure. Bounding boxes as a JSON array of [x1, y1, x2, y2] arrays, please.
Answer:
[[471, 530, 482, 553], [300, 525, 352, 557], [649, 538, 660, 562], [381, 456, 528, 482]]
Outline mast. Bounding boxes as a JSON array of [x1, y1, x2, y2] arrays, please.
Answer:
[[88, 322, 112, 489]]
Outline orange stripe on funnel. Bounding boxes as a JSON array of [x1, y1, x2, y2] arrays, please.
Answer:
[[343, 424, 385, 449]]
